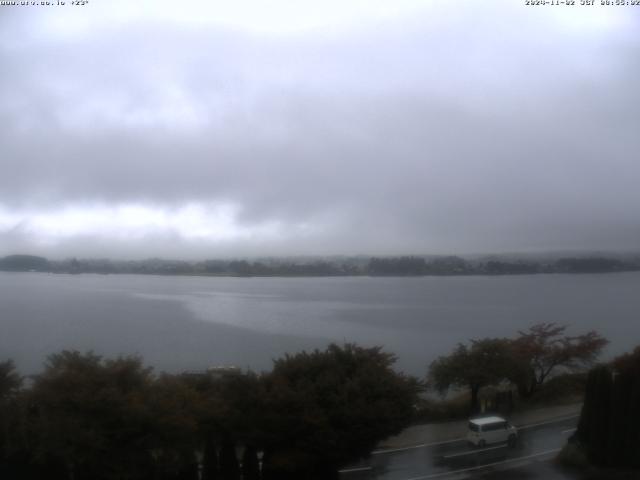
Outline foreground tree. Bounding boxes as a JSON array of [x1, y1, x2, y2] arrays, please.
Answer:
[[2, 345, 422, 479], [145, 374, 205, 480], [28, 351, 159, 480], [0, 360, 21, 400], [428, 338, 514, 414], [575, 346, 640, 469], [184, 369, 265, 480], [0, 360, 23, 477], [260, 343, 420, 479], [511, 323, 608, 398]]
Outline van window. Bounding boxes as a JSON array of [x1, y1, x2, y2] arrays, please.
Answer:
[[483, 421, 506, 432], [468, 422, 479, 432]]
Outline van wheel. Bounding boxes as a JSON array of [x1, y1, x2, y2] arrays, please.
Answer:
[[478, 440, 486, 448], [508, 434, 517, 448]]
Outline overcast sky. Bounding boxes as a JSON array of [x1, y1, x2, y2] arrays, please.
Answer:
[[1, 0, 639, 259]]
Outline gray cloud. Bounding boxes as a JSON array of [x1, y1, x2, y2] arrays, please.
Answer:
[[1, 2, 639, 257]]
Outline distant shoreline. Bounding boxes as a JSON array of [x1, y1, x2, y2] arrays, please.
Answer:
[[3, 271, 640, 280], [2, 253, 639, 278]]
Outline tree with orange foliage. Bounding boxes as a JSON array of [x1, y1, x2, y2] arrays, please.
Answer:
[[510, 323, 608, 398]]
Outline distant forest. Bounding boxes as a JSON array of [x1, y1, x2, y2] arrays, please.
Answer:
[[1, 253, 640, 277]]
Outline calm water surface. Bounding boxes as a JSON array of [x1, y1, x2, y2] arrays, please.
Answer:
[[1, 272, 638, 376]]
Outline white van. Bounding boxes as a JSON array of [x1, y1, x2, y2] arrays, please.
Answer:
[[467, 416, 517, 448]]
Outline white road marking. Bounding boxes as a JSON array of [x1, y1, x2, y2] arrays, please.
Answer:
[[561, 427, 577, 434], [442, 443, 507, 459], [338, 466, 373, 473], [516, 414, 579, 430], [371, 437, 463, 455], [404, 448, 562, 480]]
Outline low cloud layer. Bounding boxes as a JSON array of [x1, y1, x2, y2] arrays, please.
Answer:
[[1, 1, 639, 258]]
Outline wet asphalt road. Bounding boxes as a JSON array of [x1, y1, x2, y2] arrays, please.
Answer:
[[340, 415, 580, 480]]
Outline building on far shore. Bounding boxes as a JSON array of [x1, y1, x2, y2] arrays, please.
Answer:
[[181, 365, 244, 381], [207, 366, 243, 379]]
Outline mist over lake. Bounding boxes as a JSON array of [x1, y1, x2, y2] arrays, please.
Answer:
[[2, 271, 638, 377]]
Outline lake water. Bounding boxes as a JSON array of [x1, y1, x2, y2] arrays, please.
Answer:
[[1, 272, 639, 376]]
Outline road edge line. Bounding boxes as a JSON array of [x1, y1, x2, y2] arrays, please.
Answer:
[[404, 448, 562, 480]]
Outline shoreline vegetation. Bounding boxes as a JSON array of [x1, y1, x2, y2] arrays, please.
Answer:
[[0, 344, 419, 480], [1, 253, 640, 277], [1, 330, 634, 479]]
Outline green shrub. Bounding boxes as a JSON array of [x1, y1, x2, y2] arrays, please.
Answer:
[[525, 373, 587, 405], [413, 393, 470, 422]]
